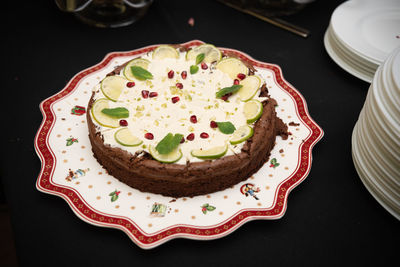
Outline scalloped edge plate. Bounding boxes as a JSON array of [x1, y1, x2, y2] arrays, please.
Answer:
[[34, 40, 323, 249]]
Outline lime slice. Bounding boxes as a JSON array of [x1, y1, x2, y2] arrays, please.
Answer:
[[91, 98, 120, 128], [238, 75, 262, 101], [100, 76, 127, 101], [185, 44, 222, 63], [123, 58, 151, 81], [152, 45, 179, 60], [149, 145, 182, 163], [114, 128, 142, 147], [243, 100, 263, 123], [216, 57, 248, 79], [191, 144, 228, 160], [230, 125, 254, 145]]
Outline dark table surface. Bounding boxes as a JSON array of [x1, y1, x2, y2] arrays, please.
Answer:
[[3, 0, 399, 266]]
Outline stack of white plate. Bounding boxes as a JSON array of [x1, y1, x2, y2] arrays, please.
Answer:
[[324, 0, 400, 83], [352, 46, 400, 220]]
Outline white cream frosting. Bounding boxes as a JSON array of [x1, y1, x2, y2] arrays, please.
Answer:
[[91, 51, 268, 164]]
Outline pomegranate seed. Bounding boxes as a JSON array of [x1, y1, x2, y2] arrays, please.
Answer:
[[119, 120, 128, 126], [168, 70, 174, 79], [181, 71, 187, 79], [237, 73, 246, 80], [210, 121, 218, 128], [221, 93, 232, 101], [190, 115, 197, 123], [201, 62, 208, 70], [233, 79, 240, 85], [149, 92, 158, 98], [144, 133, 154, 140], [141, 90, 149, 98], [186, 133, 195, 141], [200, 132, 209, 139], [180, 137, 185, 143], [171, 96, 180, 103], [126, 81, 135, 87], [176, 83, 183, 89]]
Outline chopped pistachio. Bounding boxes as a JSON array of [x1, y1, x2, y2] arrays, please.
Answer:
[[134, 112, 144, 118], [154, 120, 159, 126], [188, 126, 195, 132], [180, 104, 186, 109], [161, 103, 167, 108]]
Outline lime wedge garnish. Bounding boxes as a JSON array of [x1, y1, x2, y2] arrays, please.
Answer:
[[123, 58, 150, 81], [230, 125, 254, 145], [152, 45, 179, 60], [216, 57, 248, 79], [149, 145, 182, 163], [186, 44, 222, 63], [243, 99, 263, 123], [91, 98, 120, 128], [114, 128, 142, 147], [238, 75, 262, 101], [191, 144, 228, 160], [100, 76, 127, 101]]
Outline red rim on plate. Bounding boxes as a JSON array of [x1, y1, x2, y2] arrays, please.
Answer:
[[35, 40, 323, 249]]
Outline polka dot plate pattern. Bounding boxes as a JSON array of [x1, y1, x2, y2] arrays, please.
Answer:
[[34, 40, 323, 249]]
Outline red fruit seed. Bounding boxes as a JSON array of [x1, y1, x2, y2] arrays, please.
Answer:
[[141, 90, 149, 98], [145, 133, 154, 140], [186, 133, 195, 141], [200, 132, 209, 139], [119, 120, 128, 126], [237, 73, 246, 80], [233, 79, 240, 85], [149, 92, 158, 98], [181, 71, 187, 79], [210, 121, 218, 128], [221, 92, 233, 101], [168, 70, 174, 79], [171, 96, 180, 103], [180, 137, 185, 143], [176, 83, 183, 89], [126, 81, 135, 87], [201, 62, 208, 70], [190, 115, 197, 123]]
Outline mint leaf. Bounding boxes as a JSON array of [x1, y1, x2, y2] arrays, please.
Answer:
[[217, 121, 236, 134], [130, 66, 153, 80], [190, 65, 199, 74], [215, 85, 242, 98], [195, 53, 205, 65], [156, 133, 183, 154], [101, 107, 129, 118]]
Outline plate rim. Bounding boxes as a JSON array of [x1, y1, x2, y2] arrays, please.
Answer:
[[34, 40, 324, 249]]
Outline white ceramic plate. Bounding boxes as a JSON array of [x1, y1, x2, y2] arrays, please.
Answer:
[[34, 40, 323, 249], [324, 26, 373, 82], [331, 0, 400, 64]]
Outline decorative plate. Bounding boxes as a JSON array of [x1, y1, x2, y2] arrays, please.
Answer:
[[35, 40, 323, 249]]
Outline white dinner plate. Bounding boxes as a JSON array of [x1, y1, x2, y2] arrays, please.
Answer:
[[331, 0, 400, 64]]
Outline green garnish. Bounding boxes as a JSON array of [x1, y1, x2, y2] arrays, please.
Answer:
[[215, 85, 242, 98], [155, 133, 183, 154], [101, 107, 129, 118], [216, 121, 236, 134], [195, 53, 205, 65], [130, 66, 153, 80], [190, 65, 199, 74]]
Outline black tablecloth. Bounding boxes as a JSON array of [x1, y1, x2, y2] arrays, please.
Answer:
[[3, 0, 399, 266]]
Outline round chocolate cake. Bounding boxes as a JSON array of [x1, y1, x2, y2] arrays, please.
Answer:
[[87, 44, 288, 197]]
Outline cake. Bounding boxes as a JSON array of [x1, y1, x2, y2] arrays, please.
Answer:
[[87, 44, 288, 197]]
